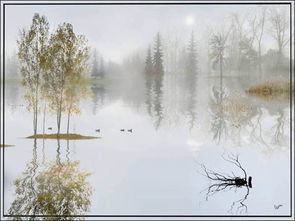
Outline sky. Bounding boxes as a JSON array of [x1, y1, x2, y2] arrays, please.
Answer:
[[4, 4, 289, 63]]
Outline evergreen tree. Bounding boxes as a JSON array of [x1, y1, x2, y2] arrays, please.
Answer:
[[145, 46, 153, 75], [91, 49, 99, 79], [152, 32, 164, 129], [186, 32, 198, 130], [153, 32, 164, 76], [144, 46, 153, 115], [99, 56, 105, 78], [186, 32, 198, 77]]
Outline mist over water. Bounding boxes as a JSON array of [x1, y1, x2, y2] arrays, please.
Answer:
[[2, 3, 292, 219]]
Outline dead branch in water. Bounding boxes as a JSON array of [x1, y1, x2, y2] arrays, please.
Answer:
[[200, 154, 252, 214]]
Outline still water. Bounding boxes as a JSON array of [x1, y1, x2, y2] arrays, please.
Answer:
[[3, 74, 291, 217]]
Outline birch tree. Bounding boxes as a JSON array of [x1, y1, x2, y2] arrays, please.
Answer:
[[210, 32, 229, 83], [17, 13, 49, 135], [269, 7, 290, 56], [249, 7, 267, 73], [44, 23, 89, 135]]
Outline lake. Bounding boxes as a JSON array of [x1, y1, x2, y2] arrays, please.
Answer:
[[2, 74, 291, 217]]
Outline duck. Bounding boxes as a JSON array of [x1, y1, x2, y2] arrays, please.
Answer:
[[95, 129, 100, 133], [120, 129, 125, 132], [127, 129, 133, 133], [48, 127, 52, 130]]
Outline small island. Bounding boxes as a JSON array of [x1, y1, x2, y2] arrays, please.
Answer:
[[246, 81, 291, 101], [26, 133, 100, 140], [0, 144, 15, 147]]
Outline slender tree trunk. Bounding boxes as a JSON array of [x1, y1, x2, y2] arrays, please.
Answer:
[[67, 109, 71, 135], [34, 73, 40, 136], [57, 110, 60, 136], [34, 93, 38, 135], [57, 108, 62, 136], [42, 103, 46, 135], [57, 103, 62, 136], [57, 89, 64, 136], [33, 110, 36, 135], [56, 108, 59, 135], [42, 102, 46, 164]]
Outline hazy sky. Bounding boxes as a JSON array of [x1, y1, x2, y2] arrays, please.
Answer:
[[4, 4, 288, 63]]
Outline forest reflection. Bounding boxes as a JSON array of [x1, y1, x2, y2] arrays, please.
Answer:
[[208, 80, 289, 151]]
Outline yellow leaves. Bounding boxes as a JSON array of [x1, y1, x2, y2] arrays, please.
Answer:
[[220, 98, 253, 121], [18, 13, 90, 134], [9, 160, 92, 218], [42, 23, 89, 119]]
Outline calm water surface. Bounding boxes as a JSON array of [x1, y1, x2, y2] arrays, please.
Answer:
[[3, 75, 291, 216]]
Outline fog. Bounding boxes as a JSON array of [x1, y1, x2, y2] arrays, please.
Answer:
[[2, 2, 293, 218], [5, 4, 286, 63]]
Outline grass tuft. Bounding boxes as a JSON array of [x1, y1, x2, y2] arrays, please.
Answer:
[[246, 81, 291, 101], [246, 81, 290, 95]]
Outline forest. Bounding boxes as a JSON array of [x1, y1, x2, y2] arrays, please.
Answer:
[[4, 5, 290, 137]]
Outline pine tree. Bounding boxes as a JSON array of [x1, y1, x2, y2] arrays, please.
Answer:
[[186, 32, 198, 77], [91, 49, 99, 79], [144, 46, 153, 115], [152, 32, 164, 129], [153, 32, 164, 76], [145, 46, 153, 75], [186, 32, 198, 130], [99, 57, 105, 78]]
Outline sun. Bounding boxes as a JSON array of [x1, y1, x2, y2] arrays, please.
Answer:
[[185, 16, 195, 26]]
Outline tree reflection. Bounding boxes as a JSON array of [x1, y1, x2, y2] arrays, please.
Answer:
[[91, 83, 105, 115], [8, 140, 92, 220], [247, 102, 288, 153], [153, 86, 163, 130], [209, 86, 227, 143], [185, 32, 198, 130], [144, 33, 164, 129], [209, 83, 255, 145], [248, 107, 269, 148], [201, 154, 252, 214], [272, 108, 286, 146]]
